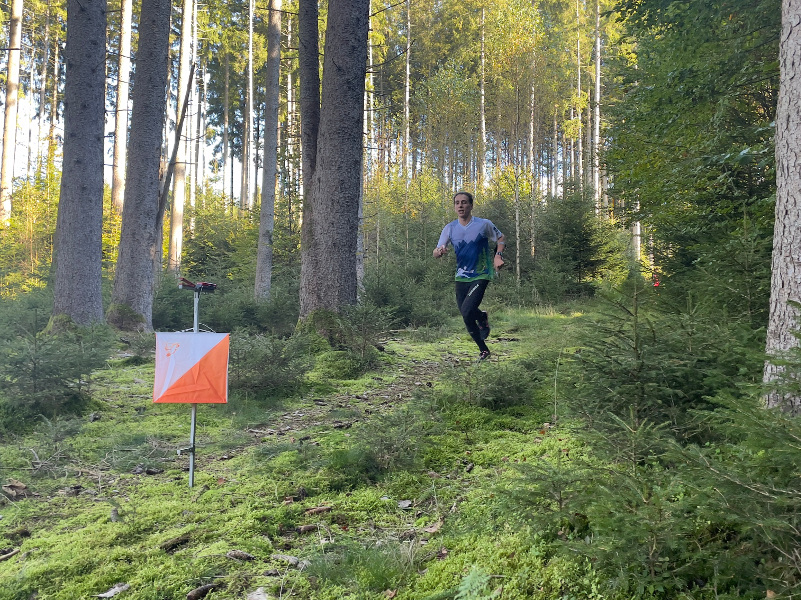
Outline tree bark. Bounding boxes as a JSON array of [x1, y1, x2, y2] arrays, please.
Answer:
[[479, 7, 487, 189], [109, 0, 171, 330], [37, 4, 50, 176], [299, 0, 370, 318], [298, 0, 320, 285], [168, 0, 194, 272], [593, 0, 602, 209], [111, 0, 133, 214], [243, 0, 255, 209], [52, 0, 107, 327], [255, 0, 282, 300], [0, 0, 23, 221], [764, 0, 801, 414], [223, 53, 230, 204]]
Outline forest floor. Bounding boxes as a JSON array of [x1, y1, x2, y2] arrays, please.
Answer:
[[0, 303, 593, 600]]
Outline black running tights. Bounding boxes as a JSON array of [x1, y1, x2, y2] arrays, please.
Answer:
[[455, 279, 489, 352]]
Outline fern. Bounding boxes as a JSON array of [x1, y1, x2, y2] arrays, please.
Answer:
[[455, 567, 501, 600]]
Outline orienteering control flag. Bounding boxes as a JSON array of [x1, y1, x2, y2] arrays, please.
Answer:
[[154, 332, 229, 404]]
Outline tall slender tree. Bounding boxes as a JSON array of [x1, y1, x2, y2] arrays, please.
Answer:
[[108, 0, 171, 330], [592, 0, 602, 208], [255, 0, 281, 300], [168, 0, 194, 271], [0, 0, 23, 222], [51, 0, 107, 327], [298, 0, 320, 274], [111, 0, 133, 214]]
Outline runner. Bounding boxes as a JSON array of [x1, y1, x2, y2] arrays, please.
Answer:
[[433, 191, 506, 360]]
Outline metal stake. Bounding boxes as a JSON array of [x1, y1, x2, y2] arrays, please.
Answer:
[[176, 279, 217, 488]]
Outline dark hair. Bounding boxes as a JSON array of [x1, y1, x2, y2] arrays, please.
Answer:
[[453, 191, 474, 205]]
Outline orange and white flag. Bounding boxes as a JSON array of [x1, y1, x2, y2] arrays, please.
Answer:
[[153, 332, 229, 404]]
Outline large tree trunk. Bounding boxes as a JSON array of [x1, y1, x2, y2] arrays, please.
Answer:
[[111, 0, 133, 214], [299, 0, 370, 318], [0, 0, 23, 222], [764, 0, 801, 414], [52, 0, 107, 327], [108, 0, 171, 331], [168, 0, 193, 272], [255, 0, 282, 300]]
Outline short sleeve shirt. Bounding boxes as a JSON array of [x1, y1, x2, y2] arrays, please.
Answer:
[[437, 217, 503, 282]]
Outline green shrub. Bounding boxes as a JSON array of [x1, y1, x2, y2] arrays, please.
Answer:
[[312, 350, 363, 380], [439, 360, 540, 410], [304, 537, 419, 593], [0, 313, 114, 429], [228, 330, 313, 396], [570, 271, 764, 439]]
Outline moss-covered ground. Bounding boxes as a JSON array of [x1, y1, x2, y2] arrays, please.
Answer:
[[0, 303, 596, 599]]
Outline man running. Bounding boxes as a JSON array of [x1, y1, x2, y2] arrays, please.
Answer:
[[433, 191, 506, 360]]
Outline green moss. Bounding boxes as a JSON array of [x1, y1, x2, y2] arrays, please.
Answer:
[[106, 302, 148, 331]]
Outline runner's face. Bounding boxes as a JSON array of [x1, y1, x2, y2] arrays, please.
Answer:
[[454, 194, 473, 220]]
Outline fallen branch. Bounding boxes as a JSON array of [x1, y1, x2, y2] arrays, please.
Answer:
[[0, 548, 20, 562]]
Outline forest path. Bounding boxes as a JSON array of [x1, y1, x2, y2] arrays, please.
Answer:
[[237, 345, 446, 446]]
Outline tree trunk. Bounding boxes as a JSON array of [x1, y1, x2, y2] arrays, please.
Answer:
[[593, 0, 602, 208], [47, 28, 61, 172], [575, 0, 583, 188], [0, 0, 23, 221], [189, 0, 200, 217], [403, 0, 411, 181], [551, 109, 558, 197], [168, 0, 193, 272], [244, 0, 255, 209], [298, 0, 320, 283], [764, 0, 801, 414], [111, 0, 133, 214], [255, 0, 281, 300], [223, 53, 230, 203], [241, 90, 250, 208], [479, 7, 487, 188], [109, 0, 171, 331], [299, 0, 370, 318], [52, 0, 107, 327], [37, 4, 50, 176]]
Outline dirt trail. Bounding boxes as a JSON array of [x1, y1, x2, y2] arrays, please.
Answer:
[[242, 357, 444, 441]]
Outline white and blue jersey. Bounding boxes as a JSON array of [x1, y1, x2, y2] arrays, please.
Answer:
[[437, 217, 503, 282]]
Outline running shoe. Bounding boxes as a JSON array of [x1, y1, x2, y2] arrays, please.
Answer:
[[478, 311, 490, 339], [478, 349, 491, 361]]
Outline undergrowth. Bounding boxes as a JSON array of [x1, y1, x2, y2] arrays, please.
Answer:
[[0, 297, 798, 600]]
